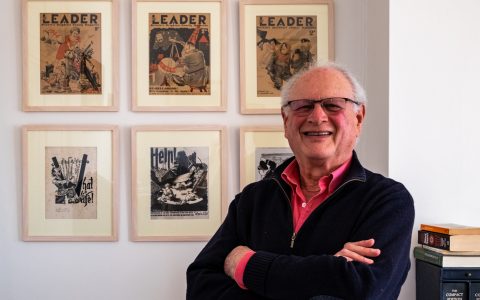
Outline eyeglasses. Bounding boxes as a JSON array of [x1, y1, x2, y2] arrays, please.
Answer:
[[282, 97, 360, 115]]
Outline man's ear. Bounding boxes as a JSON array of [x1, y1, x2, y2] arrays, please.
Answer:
[[281, 108, 289, 138], [356, 104, 366, 131]]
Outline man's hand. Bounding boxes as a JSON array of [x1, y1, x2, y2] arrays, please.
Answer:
[[334, 238, 381, 264], [224, 245, 252, 279]]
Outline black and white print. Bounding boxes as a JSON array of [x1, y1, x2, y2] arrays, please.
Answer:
[[255, 147, 293, 181], [150, 147, 208, 218], [45, 146, 97, 219]]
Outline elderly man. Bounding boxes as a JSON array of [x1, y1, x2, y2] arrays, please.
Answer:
[[186, 63, 414, 300]]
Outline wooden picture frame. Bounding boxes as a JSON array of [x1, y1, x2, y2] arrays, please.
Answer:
[[131, 125, 227, 241], [240, 126, 292, 190], [22, 0, 119, 111], [239, 0, 334, 114], [132, 0, 227, 111], [22, 125, 119, 241]]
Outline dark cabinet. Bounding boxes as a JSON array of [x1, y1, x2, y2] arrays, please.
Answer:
[[416, 259, 480, 300]]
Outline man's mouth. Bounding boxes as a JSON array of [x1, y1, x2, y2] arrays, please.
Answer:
[[303, 131, 332, 136]]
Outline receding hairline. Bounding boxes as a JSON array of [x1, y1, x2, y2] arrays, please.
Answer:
[[280, 62, 367, 107]]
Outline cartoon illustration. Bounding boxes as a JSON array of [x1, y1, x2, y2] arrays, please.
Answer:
[[256, 15, 317, 96], [255, 147, 293, 181], [45, 147, 97, 219], [171, 41, 208, 92], [149, 13, 211, 95], [257, 159, 277, 179], [290, 38, 313, 74], [266, 42, 293, 90], [39, 13, 102, 95], [150, 147, 209, 218]]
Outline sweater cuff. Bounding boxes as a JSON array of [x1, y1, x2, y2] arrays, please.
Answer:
[[234, 250, 255, 289], [243, 251, 277, 295]]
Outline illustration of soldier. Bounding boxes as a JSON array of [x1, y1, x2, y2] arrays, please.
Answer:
[[171, 39, 208, 92], [148, 13, 210, 95], [40, 13, 102, 94]]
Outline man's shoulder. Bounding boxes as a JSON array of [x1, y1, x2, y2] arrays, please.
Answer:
[[235, 176, 288, 204], [364, 168, 404, 187], [362, 168, 414, 206], [241, 176, 281, 193]]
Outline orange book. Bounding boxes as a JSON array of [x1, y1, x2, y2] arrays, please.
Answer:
[[420, 223, 480, 235]]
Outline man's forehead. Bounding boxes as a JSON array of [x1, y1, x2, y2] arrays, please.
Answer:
[[291, 68, 354, 98]]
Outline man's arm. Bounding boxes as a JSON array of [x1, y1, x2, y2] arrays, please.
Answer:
[[224, 239, 381, 280], [186, 196, 266, 300], [238, 188, 414, 300]]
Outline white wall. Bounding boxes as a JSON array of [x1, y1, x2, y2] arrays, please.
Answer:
[[0, 0, 390, 299], [390, 0, 480, 299]]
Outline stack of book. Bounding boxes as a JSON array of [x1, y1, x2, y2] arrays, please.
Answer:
[[414, 223, 480, 267]]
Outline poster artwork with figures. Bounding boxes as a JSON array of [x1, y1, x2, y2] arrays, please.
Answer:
[[255, 147, 293, 181], [45, 147, 97, 219], [39, 13, 102, 95], [150, 147, 209, 218], [256, 15, 317, 97], [149, 13, 211, 95]]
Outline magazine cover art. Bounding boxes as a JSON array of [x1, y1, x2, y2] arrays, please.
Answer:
[[255, 147, 292, 181], [149, 13, 210, 95], [150, 147, 209, 218], [256, 15, 317, 97], [39, 13, 102, 95], [45, 147, 97, 219]]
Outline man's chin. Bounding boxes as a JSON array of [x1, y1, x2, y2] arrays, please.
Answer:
[[299, 151, 333, 163]]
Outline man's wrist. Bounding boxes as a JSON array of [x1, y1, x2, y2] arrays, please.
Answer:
[[233, 250, 255, 289]]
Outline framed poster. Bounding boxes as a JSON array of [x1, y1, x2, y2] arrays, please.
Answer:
[[131, 125, 227, 241], [132, 0, 227, 111], [22, 0, 119, 111], [240, 126, 292, 189], [239, 0, 334, 114], [22, 125, 119, 241]]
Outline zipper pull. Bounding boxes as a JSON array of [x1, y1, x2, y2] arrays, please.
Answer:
[[290, 232, 296, 248]]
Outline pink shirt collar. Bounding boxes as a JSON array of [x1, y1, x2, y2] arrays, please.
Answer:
[[281, 157, 352, 195]]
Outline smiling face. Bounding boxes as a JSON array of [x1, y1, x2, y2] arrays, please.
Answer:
[[281, 67, 365, 173]]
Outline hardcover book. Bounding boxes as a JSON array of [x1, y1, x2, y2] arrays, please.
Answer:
[[418, 230, 480, 251], [442, 282, 467, 300], [422, 245, 480, 256], [420, 223, 480, 235], [413, 246, 480, 268], [471, 282, 480, 300]]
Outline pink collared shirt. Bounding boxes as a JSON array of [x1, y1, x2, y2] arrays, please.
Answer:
[[234, 157, 352, 289]]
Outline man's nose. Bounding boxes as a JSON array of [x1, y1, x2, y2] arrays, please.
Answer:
[[307, 103, 329, 121]]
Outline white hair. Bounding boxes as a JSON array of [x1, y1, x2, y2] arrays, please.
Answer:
[[280, 62, 367, 110]]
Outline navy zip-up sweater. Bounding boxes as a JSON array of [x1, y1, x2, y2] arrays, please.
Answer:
[[187, 152, 415, 300]]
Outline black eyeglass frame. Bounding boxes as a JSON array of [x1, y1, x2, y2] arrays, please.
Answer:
[[282, 97, 361, 113]]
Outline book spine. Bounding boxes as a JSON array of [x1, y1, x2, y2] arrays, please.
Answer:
[[442, 282, 467, 300], [420, 224, 450, 235], [413, 246, 444, 267], [471, 282, 480, 300], [418, 230, 451, 250]]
